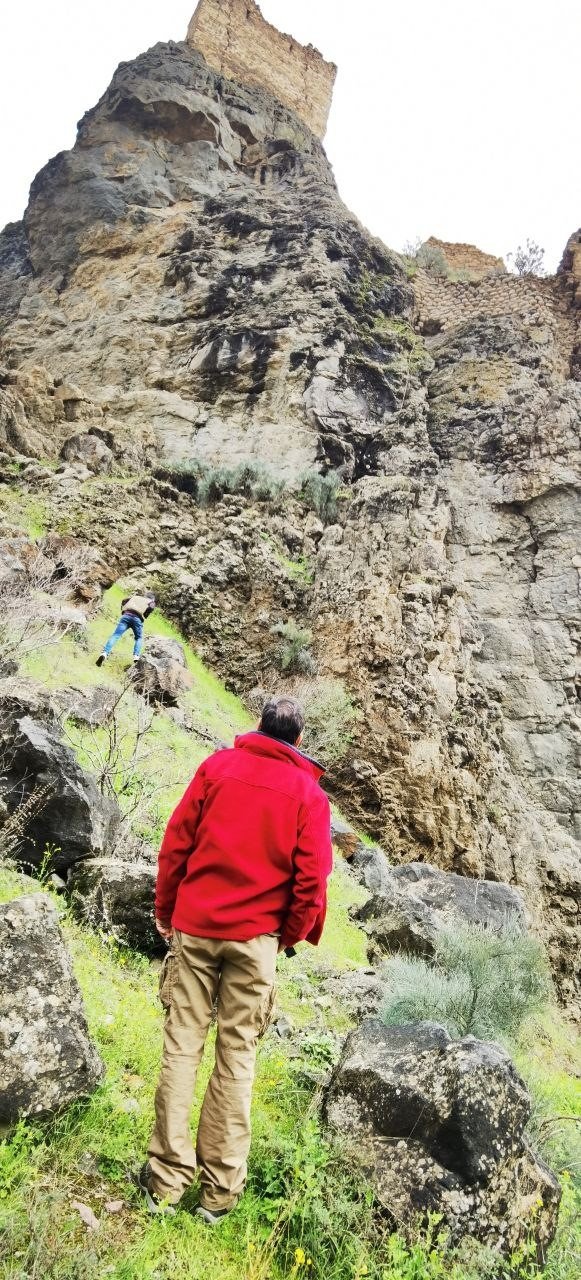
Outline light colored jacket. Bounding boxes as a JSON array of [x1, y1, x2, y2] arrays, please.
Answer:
[[122, 594, 154, 619]]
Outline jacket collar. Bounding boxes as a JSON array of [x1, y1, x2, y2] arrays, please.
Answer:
[[234, 731, 326, 781]]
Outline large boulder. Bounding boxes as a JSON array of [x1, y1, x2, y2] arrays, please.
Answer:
[[130, 635, 192, 706], [1, 716, 120, 874], [354, 862, 526, 961], [67, 857, 159, 953], [324, 1019, 560, 1258], [60, 431, 113, 474], [0, 894, 103, 1122], [348, 843, 395, 896], [0, 675, 57, 724]]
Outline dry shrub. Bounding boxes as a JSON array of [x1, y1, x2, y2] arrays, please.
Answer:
[[287, 676, 356, 765], [0, 541, 93, 674]]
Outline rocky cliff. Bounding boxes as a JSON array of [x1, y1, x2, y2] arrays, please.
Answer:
[[0, 34, 579, 1005]]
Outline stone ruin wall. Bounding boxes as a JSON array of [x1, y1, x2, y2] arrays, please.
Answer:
[[186, 0, 337, 138], [413, 267, 579, 377], [425, 236, 505, 278]]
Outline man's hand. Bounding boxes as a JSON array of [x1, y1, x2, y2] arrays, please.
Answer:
[[155, 918, 173, 942]]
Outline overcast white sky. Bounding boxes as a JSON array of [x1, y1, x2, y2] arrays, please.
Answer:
[[1, 1, 579, 270]]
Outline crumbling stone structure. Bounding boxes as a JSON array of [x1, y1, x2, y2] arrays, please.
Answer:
[[413, 267, 578, 376], [424, 237, 505, 279], [186, 0, 336, 138]]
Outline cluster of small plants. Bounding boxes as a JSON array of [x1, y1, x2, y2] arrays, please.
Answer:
[[401, 238, 451, 278], [506, 239, 546, 276], [270, 620, 317, 676], [167, 460, 286, 505], [160, 460, 343, 523]]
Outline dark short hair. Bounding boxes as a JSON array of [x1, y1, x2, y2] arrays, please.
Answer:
[[259, 696, 305, 745]]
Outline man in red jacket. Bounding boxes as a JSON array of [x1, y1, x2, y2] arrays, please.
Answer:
[[139, 695, 332, 1222]]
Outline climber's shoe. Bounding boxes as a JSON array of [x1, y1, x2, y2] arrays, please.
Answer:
[[95, 652, 107, 667], [136, 1162, 177, 1216], [195, 1204, 231, 1225]]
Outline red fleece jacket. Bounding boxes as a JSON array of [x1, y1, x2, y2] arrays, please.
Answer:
[[155, 732, 333, 949]]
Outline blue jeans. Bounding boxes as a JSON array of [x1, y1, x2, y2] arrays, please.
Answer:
[[103, 613, 144, 657]]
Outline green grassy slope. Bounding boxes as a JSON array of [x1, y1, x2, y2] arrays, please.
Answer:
[[0, 590, 579, 1280]]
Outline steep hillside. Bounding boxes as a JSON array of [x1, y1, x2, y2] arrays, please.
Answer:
[[0, 20, 579, 1013], [0, 585, 579, 1280]]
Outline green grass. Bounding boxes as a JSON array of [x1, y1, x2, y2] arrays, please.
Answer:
[[0, 872, 579, 1280], [0, 487, 50, 539], [22, 586, 253, 844], [0, 868, 41, 905]]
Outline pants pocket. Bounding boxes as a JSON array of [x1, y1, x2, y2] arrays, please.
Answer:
[[258, 984, 276, 1038], [158, 950, 177, 1012]]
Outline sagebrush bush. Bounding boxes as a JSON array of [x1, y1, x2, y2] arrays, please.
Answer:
[[381, 921, 551, 1041], [162, 460, 285, 505], [289, 677, 356, 764], [402, 239, 450, 278], [300, 470, 341, 523], [271, 620, 316, 676], [416, 242, 450, 276]]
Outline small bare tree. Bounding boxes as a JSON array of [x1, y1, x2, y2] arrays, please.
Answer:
[[506, 239, 546, 276], [0, 542, 93, 674], [63, 683, 166, 839]]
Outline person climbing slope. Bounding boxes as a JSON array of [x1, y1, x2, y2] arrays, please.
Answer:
[[96, 591, 156, 666]]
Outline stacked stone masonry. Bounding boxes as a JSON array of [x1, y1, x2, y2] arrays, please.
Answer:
[[186, 0, 336, 138], [414, 269, 579, 377]]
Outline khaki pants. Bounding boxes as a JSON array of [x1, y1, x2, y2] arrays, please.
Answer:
[[148, 930, 277, 1210]]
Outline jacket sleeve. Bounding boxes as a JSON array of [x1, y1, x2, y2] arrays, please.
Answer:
[[143, 604, 154, 619], [155, 763, 207, 924], [280, 787, 333, 950]]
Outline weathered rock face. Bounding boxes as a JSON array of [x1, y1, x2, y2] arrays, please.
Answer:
[[68, 857, 159, 953], [0, 894, 103, 1122], [325, 1019, 561, 1258], [0, 716, 120, 873], [0, 36, 578, 1003]]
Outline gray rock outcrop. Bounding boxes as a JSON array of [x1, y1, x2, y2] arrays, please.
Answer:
[[60, 432, 114, 474], [55, 683, 119, 728], [324, 1019, 561, 1258], [130, 635, 192, 706], [353, 861, 526, 960], [0, 894, 103, 1122], [67, 857, 159, 953], [1, 716, 120, 874], [320, 970, 384, 1019]]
